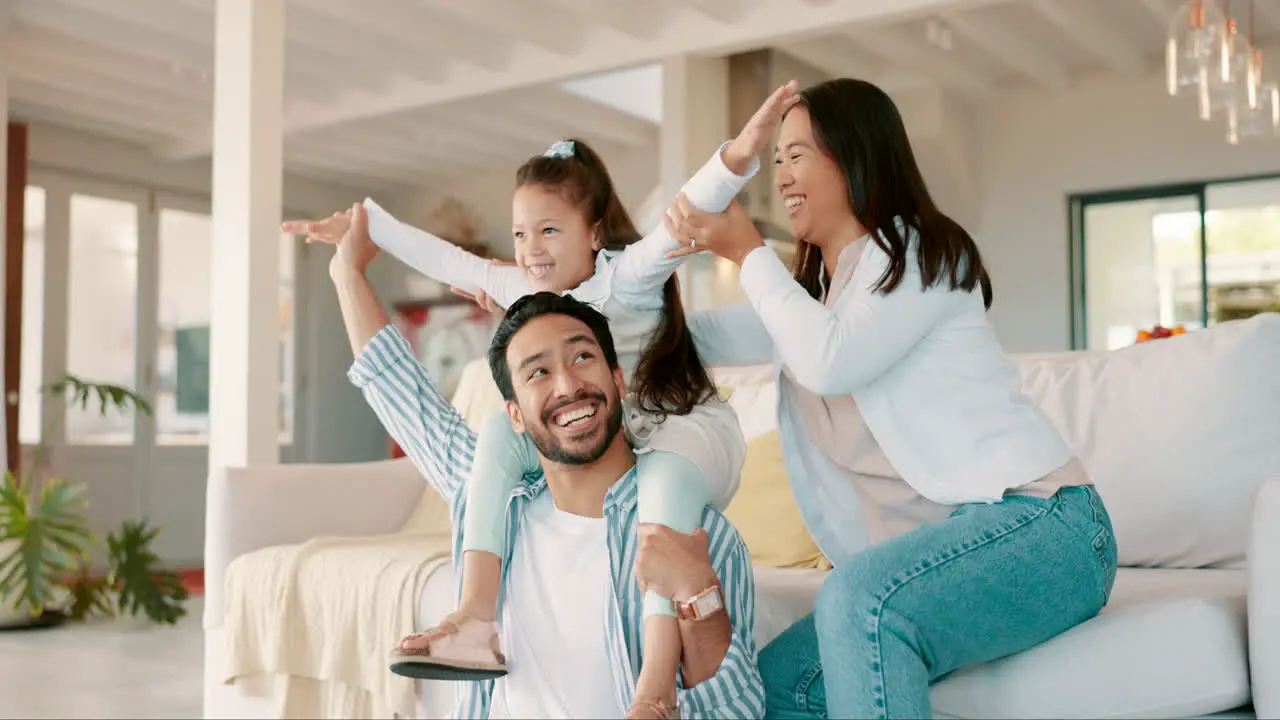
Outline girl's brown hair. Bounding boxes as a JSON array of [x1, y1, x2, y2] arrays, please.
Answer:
[[515, 139, 716, 417]]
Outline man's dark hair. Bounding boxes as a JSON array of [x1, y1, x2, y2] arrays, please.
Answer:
[[487, 291, 620, 402]]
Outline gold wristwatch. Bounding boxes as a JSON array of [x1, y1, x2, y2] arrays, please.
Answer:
[[673, 583, 724, 621]]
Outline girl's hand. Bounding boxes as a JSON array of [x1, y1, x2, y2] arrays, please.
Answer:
[[448, 258, 515, 315], [664, 195, 764, 266], [282, 209, 352, 245], [722, 80, 801, 174], [450, 287, 505, 316]]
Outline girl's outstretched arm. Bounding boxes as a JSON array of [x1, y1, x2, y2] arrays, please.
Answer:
[[610, 144, 758, 310], [362, 198, 532, 309]]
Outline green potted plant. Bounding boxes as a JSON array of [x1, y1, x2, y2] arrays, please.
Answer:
[[0, 374, 189, 630]]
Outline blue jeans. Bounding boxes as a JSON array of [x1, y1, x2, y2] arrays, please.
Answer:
[[759, 485, 1118, 719]]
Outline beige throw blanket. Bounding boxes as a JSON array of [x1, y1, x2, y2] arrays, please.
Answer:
[[221, 531, 453, 718]]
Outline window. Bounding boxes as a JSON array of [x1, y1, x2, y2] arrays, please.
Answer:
[[19, 187, 45, 445], [155, 206, 296, 445], [65, 193, 139, 444], [1070, 176, 1280, 350]]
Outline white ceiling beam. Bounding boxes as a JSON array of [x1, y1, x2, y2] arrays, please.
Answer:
[[285, 133, 459, 178], [546, 0, 673, 40], [381, 116, 544, 162], [8, 25, 209, 102], [1029, 0, 1145, 75], [943, 10, 1070, 89], [160, 0, 998, 159], [505, 88, 659, 148], [776, 36, 891, 82], [428, 103, 569, 154], [419, 0, 592, 55], [284, 163, 417, 199], [16, 0, 212, 72], [298, 0, 511, 73], [9, 59, 211, 121], [8, 79, 190, 138], [8, 100, 169, 147], [686, 0, 752, 24], [271, 4, 446, 86], [285, 150, 433, 190], [159, 0, 394, 89], [846, 26, 997, 100], [328, 119, 535, 170]]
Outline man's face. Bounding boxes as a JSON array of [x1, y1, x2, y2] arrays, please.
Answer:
[[504, 314, 626, 465]]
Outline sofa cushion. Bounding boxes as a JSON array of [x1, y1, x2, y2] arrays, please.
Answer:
[[753, 567, 1250, 719], [1012, 313, 1280, 568], [723, 431, 830, 570]]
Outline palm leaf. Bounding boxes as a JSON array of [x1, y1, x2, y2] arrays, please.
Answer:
[[0, 473, 93, 616], [107, 520, 188, 625], [66, 566, 113, 622]]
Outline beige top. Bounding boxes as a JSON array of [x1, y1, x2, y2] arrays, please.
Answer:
[[779, 236, 1088, 544]]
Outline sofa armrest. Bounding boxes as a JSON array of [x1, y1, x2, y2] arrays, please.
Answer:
[[203, 457, 426, 629], [1249, 477, 1280, 717]]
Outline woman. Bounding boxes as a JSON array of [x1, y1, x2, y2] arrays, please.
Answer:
[[662, 77, 1118, 719]]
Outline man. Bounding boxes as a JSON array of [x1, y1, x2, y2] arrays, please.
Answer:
[[328, 202, 764, 720]]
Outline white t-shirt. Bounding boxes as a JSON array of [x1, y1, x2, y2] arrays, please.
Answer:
[[487, 493, 624, 719]]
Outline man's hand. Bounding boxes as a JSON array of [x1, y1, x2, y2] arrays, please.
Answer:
[[635, 524, 719, 603], [329, 202, 380, 278]]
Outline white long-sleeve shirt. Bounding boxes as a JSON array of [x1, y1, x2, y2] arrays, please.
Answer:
[[689, 223, 1075, 563], [362, 144, 760, 511], [362, 143, 759, 382]]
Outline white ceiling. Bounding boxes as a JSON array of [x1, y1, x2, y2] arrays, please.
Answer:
[[4, 0, 1279, 193]]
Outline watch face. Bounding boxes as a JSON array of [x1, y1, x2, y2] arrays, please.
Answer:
[[693, 588, 723, 617]]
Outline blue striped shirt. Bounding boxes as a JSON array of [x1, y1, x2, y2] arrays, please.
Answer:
[[348, 326, 766, 719]]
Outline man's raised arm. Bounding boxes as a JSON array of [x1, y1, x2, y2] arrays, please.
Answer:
[[330, 203, 477, 507]]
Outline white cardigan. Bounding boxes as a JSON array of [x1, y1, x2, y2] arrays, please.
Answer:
[[689, 233, 1073, 563]]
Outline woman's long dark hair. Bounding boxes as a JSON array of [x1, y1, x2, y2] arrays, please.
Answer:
[[515, 138, 715, 417], [789, 78, 993, 309]]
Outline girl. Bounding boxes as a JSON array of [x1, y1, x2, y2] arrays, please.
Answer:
[[287, 82, 799, 719]]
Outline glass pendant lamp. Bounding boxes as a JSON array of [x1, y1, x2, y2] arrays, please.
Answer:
[[1199, 10, 1257, 119], [1168, 0, 1228, 97]]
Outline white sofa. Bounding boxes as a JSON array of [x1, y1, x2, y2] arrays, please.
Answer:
[[204, 313, 1280, 719]]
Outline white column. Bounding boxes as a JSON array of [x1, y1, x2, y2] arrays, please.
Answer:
[[660, 55, 731, 312], [660, 55, 730, 202], [0, 0, 12, 474], [207, 0, 285, 472]]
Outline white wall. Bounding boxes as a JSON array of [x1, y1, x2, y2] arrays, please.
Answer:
[[976, 68, 1280, 352]]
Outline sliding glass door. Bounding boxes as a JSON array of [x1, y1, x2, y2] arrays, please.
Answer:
[[1070, 175, 1280, 350], [20, 169, 304, 564]]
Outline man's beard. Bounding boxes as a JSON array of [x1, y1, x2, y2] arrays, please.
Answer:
[[527, 390, 624, 466]]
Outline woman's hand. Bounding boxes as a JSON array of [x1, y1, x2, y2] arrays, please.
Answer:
[[664, 195, 765, 266], [282, 209, 352, 245], [721, 79, 801, 175]]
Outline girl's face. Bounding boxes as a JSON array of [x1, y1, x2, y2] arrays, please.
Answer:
[[511, 184, 600, 293]]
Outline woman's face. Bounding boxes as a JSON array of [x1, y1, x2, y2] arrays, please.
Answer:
[[511, 184, 599, 293], [773, 106, 855, 246]]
